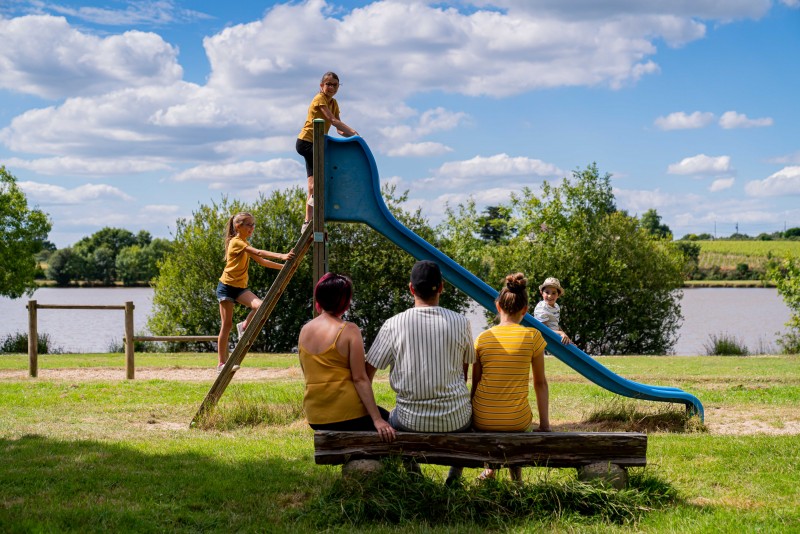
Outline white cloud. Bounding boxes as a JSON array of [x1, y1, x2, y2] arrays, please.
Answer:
[[434, 154, 564, 183], [0, 15, 182, 99], [613, 188, 698, 213], [387, 142, 453, 157], [667, 154, 732, 175], [709, 177, 735, 192], [745, 166, 800, 197], [172, 159, 302, 183], [654, 111, 715, 130], [18, 181, 134, 204], [4, 156, 171, 176], [202, 1, 706, 100], [141, 204, 180, 215], [769, 151, 800, 165], [213, 137, 295, 157], [718, 111, 773, 129]]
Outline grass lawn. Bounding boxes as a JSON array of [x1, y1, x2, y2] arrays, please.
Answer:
[[1, 353, 799, 532]]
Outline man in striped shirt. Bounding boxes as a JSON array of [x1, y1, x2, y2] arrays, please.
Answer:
[[366, 260, 474, 485]]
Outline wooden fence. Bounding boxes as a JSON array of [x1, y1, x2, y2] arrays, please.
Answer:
[[26, 300, 216, 380]]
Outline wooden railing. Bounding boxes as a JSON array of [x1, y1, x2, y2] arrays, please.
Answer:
[[26, 300, 216, 380]]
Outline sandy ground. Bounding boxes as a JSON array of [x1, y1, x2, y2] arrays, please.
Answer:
[[2, 367, 798, 435]]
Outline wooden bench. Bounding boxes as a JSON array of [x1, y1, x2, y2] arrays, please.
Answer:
[[314, 430, 647, 488]]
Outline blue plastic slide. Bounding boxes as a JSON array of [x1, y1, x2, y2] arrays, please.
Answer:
[[323, 136, 704, 420]]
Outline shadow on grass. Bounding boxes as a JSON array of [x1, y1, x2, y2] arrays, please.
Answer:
[[294, 458, 682, 530], [0, 434, 320, 532]]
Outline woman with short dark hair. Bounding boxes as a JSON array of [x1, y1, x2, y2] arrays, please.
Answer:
[[298, 273, 395, 442]]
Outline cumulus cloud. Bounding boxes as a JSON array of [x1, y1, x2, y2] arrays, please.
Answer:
[[18, 181, 134, 204], [4, 156, 171, 176], [202, 0, 705, 100], [613, 188, 699, 213], [718, 111, 773, 129], [667, 154, 732, 175], [769, 151, 800, 165], [709, 177, 735, 192], [387, 142, 453, 157], [172, 159, 302, 183], [654, 111, 715, 130], [745, 166, 800, 197], [434, 154, 564, 183], [0, 15, 182, 99]]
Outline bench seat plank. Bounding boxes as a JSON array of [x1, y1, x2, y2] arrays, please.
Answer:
[[314, 431, 647, 469]]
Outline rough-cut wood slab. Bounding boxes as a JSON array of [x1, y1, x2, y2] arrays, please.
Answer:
[[314, 431, 647, 469]]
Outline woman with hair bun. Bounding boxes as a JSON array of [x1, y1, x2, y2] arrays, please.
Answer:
[[471, 272, 550, 481], [298, 273, 395, 442]]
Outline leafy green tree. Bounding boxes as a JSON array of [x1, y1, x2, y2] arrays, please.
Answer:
[[674, 241, 701, 279], [72, 227, 138, 283], [442, 163, 685, 355], [477, 205, 515, 243], [116, 238, 174, 286], [640, 209, 672, 239], [0, 166, 52, 298], [767, 255, 800, 353], [46, 247, 84, 286], [784, 227, 800, 239]]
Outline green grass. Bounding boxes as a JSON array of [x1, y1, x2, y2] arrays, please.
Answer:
[[2, 353, 800, 532]]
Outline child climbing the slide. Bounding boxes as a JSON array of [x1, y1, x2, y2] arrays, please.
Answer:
[[296, 71, 360, 233], [534, 277, 572, 345], [215, 212, 294, 373], [472, 272, 550, 482]]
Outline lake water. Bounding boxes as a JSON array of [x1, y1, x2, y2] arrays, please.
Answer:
[[0, 287, 792, 355]]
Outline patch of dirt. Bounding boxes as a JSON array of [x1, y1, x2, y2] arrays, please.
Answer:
[[0, 367, 300, 382]]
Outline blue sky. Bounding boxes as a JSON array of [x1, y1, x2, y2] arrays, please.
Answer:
[[1, 0, 799, 247]]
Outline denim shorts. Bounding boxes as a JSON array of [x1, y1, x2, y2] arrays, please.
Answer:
[[216, 281, 248, 303]]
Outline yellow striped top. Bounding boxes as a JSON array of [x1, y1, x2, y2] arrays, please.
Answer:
[[472, 324, 546, 431]]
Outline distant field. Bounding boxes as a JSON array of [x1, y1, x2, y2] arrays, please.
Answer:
[[695, 240, 800, 270]]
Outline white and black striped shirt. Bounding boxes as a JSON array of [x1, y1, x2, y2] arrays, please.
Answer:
[[366, 306, 475, 432]]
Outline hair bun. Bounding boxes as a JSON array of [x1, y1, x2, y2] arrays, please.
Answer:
[[505, 272, 527, 292]]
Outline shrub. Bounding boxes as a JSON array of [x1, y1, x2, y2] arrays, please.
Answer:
[[0, 331, 61, 354], [703, 332, 749, 356]]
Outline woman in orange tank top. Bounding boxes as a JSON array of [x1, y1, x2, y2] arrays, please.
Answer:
[[298, 273, 395, 442]]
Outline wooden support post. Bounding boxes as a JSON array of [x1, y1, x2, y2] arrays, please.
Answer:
[[312, 118, 327, 295], [124, 301, 135, 380], [27, 300, 38, 378]]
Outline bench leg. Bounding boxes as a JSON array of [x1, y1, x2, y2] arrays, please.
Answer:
[[577, 463, 628, 489], [342, 459, 383, 479]]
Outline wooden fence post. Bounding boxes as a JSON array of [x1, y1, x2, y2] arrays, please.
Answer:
[[125, 301, 135, 379], [28, 300, 38, 378]]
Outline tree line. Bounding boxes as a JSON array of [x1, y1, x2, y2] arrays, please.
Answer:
[[41, 228, 173, 287]]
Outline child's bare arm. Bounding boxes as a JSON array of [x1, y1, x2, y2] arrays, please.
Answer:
[[319, 105, 358, 137], [251, 255, 284, 270], [246, 246, 295, 262]]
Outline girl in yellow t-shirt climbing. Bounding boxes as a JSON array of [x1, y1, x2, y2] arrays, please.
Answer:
[[216, 212, 294, 373]]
